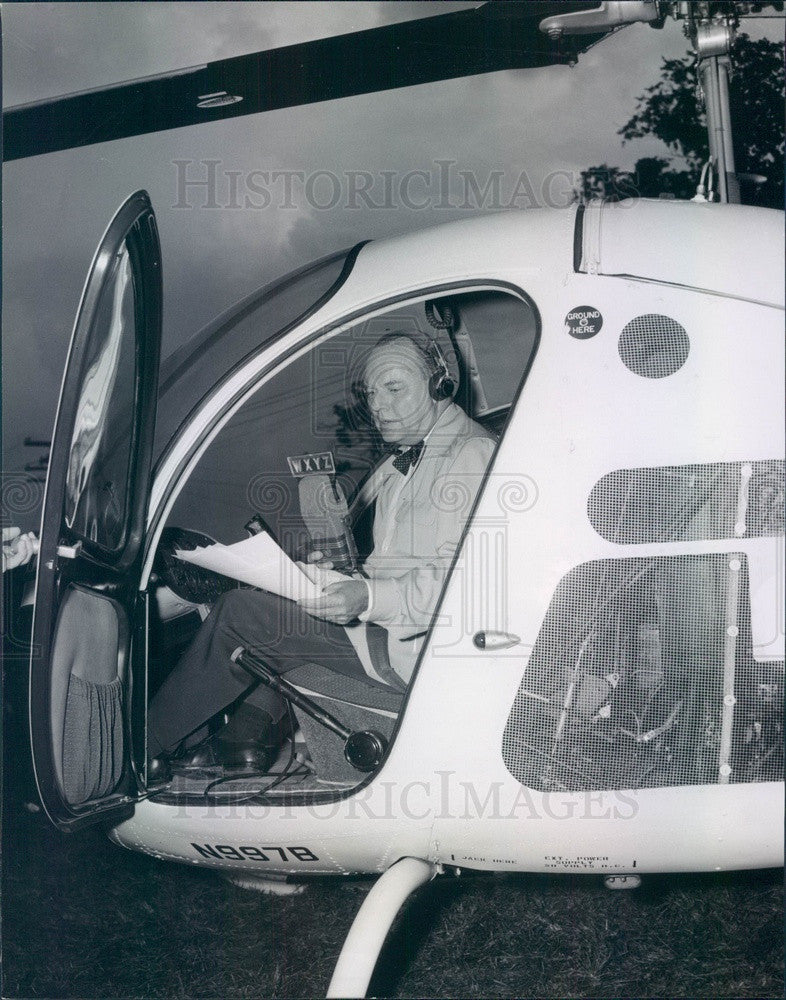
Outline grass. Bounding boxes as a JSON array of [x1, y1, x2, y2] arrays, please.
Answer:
[[2, 784, 782, 999], [3, 617, 783, 999]]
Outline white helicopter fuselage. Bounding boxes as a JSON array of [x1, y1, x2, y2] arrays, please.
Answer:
[[107, 200, 784, 880]]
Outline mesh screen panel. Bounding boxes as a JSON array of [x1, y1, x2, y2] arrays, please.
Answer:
[[588, 461, 785, 544], [502, 554, 783, 792], [618, 314, 689, 378]]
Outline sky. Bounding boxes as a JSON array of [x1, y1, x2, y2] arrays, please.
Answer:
[[2, 2, 783, 526]]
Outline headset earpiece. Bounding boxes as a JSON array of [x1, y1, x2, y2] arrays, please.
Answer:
[[426, 339, 456, 400], [428, 368, 455, 400]]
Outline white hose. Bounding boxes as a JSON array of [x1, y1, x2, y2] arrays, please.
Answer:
[[326, 857, 438, 998]]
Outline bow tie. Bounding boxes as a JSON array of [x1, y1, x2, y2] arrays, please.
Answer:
[[392, 440, 424, 475]]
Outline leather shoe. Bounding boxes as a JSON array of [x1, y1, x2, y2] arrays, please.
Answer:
[[175, 738, 220, 770], [215, 739, 276, 772], [147, 756, 172, 783], [177, 735, 275, 773]]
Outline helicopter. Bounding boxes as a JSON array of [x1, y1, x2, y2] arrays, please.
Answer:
[[7, 3, 783, 997]]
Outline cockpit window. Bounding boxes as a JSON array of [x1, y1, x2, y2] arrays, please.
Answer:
[[150, 287, 538, 799], [165, 288, 537, 546], [448, 290, 538, 416], [154, 246, 361, 460]]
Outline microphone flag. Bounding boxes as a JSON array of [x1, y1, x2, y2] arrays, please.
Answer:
[[287, 451, 336, 477], [289, 451, 358, 572]]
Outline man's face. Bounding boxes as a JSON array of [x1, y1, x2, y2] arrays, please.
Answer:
[[363, 340, 440, 446]]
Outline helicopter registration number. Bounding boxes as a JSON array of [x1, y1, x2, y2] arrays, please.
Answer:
[[191, 843, 319, 862]]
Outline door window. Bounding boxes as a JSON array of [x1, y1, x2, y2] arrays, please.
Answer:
[[65, 244, 137, 551], [446, 290, 538, 419]]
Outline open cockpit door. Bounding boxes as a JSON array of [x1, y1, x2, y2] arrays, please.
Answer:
[[29, 191, 162, 831]]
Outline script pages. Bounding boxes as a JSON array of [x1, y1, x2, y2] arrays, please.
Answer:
[[173, 531, 344, 602]]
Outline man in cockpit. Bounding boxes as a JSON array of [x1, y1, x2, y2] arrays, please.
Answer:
[[147, 331, 495, 776]]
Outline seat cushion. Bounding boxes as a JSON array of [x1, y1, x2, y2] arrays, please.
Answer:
[[285, 663, 404, 713]]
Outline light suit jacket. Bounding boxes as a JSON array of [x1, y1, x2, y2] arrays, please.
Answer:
[[348, 402, 496, 685]]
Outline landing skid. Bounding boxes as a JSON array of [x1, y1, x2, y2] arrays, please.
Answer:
[[327, 857, 438, 998]]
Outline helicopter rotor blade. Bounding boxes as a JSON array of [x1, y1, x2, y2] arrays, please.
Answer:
[[3, 2, 610, 162]]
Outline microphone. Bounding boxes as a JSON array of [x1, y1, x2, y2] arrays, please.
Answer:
[[298, 474, 359, 572]]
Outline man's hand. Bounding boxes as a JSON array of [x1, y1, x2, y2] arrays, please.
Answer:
[[2, 527, 39, 573], [298, 579, 368, 625]]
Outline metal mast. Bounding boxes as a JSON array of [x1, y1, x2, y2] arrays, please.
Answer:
[[539, 1, 783, 203]]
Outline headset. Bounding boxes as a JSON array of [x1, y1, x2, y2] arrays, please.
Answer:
[[424, 298, 458, 400], [423, 337, 457, 401], [361, 330, 457, 401]]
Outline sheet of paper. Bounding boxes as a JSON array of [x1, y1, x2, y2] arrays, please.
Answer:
[[173, 531, 345, 603], [174, 532, 377, 676]]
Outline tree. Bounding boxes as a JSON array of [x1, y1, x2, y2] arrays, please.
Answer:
[[579, 34, 784, 207], [577, 157, 697, 202], [576, 163, 639, 202]]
